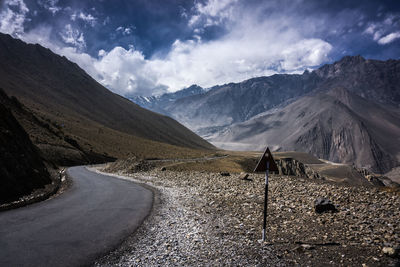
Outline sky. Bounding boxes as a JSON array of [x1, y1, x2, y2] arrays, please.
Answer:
[[1, 0, 400, 97]]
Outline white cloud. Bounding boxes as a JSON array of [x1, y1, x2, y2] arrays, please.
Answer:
[[116, 26, 134, 35], [0, 0, 29, 36], [78, 12, 96, 26], [189, 0, 237, 27], [135, 1, 333, 91], [38, 0, 61, 15], [364, 24, 376, 35], [20, 28, 166, 96], [93, 46, 167, 96], [378, 31, 400, 45], [3, 0, 333, 97], [59, 24, 86, 50], [364, 13, 400, 44], [373, 29, 384, 41], [71, 11, 96, 26], [143, 29, 331, 91]]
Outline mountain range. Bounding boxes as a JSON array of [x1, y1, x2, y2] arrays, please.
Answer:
[[131, 56, 400, 174]]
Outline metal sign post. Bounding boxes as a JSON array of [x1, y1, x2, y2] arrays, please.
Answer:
[[262, 161, 269, 241], [254, 147, 278, 242]]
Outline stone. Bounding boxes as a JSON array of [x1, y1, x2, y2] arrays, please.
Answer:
[[382, 247, 400, 258], [292, 244, 315, 253], [220, 172, 230, 176], [161, 167, 167, 171], [314, 198, 337, 213], [239, 172, 251, 180]]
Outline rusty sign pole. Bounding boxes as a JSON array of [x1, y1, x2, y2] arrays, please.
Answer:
[[262, 161, 270, 241], [254, 147, 278, 243]]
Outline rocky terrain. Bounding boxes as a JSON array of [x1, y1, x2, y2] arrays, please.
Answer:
[[213, 87, 400, 174], [95, 161, 400, 266], [273, 151, 399, 187]]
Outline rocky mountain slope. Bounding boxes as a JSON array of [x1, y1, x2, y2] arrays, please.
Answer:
[[0, 85, 112, 166], [0, 33, 214, 163], [314, 55, 400, 106], [212, 87, 400, 173], [131, 56, 400, 174], [132, 56, 400, 133], [0, 89, 51, 204]]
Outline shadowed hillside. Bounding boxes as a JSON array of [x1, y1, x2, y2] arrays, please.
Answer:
[[0, 89, 51, 203]]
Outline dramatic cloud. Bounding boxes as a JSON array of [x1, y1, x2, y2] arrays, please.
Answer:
[[0, 0, 29, 36], [59, 24, 86, 50], [141, 0, 333, 91], [75, 0, 332, 95], [1, 0, 400, 96]]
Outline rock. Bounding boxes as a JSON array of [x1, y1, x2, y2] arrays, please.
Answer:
[[314, 198, 337, 213], [239, 172, 251, 180], [161, 167, 167, 171], [301, 244, 315, 250], [292, 244, 315, 253], [220, 172, 230, 176], [382, 247, 399, 258]]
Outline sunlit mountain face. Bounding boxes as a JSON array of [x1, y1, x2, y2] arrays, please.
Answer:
[[1, 0, 400, 97]]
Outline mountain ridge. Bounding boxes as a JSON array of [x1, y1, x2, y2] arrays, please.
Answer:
[[0, 33, 214, 164], [130, 56, 400, 173]]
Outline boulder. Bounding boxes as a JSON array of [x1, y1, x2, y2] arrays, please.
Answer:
[[382, 246, 400, 258], [220, 172, 230, 176], [314, 198, 337, 213]]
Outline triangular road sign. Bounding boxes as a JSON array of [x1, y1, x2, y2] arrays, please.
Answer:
[[254, 147, 278, 172]]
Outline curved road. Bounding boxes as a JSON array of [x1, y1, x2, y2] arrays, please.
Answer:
[[0, 166, 153, 267]]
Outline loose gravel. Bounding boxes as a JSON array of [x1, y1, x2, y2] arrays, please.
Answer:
[[94, 166, 400, 266]]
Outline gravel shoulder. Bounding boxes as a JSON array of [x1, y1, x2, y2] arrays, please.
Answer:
[[95, 166, 400, 266]]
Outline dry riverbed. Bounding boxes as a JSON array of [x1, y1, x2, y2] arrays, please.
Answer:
[[94, 165, 400, 266]]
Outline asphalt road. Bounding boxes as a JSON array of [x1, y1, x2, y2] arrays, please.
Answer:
[[0, 166, 153, 267]]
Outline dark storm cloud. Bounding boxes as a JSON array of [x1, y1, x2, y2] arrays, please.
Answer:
[[1, 0, 400, 96]]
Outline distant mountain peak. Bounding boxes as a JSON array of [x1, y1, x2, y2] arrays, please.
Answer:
[[338, 55, 366, 63], [130, 84, 205, 112]]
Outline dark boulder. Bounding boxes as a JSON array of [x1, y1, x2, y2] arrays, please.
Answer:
[[314, 198, 337, 213]]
